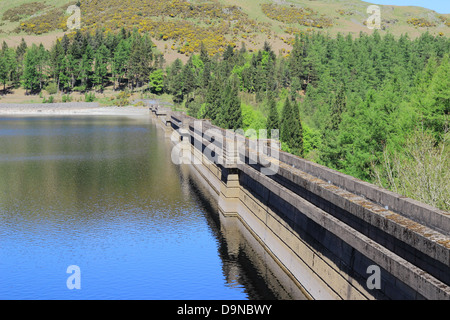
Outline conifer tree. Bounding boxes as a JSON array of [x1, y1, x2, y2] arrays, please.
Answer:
[[266, 96, 279, 138], [281, 97, 292, 143], [205, 74, 221, 122], [93, 44, 109, 91], [167, 58, 183, 96], [112, 39, 129, 90], [202, 61, 211, 88], [281, 97, 303, 156], [171, 71, 184, 104], [49, 40, 64, 92], [79, 44, 94, 90], [0, 42, 16, 93], [199, 42, 209, 64], [221, 74, 242, 130], [182, 59, 195, 99]]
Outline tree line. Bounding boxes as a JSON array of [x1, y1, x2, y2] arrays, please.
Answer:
[[163, 31, 448, 184], [0, 29, 448, 209], [0, 28, 164, 95]]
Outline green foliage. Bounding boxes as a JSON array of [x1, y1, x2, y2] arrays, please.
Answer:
[[373, 128, 449, 211], [281, 97, 303, 156], [149, 69, 164, 94], [265, 96, 279, 138], [0, 42, 16, 91], [15, 4, 70, 35], [2, 2, 48, 22], [302, 123, 321, 158], [204, 74, 221, 122], [116, 90, 131, 106], [261, 3, 332, 29], [62, 94, 72, 103], [241, 102, 266, 132], [85, 92, 95, 102], [21, 44, 48, 93], [219, 75, 242, 130], [45, 82, 58, 95], [43, 95, 54, 103], [1, 27, 449, 209]]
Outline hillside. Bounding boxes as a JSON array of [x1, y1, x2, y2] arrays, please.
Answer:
[[0, 0, 449, 62], [0, 1, 448, 211]]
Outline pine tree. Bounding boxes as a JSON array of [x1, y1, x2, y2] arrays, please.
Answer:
[[329, 84, 347, 131], [0, 42, 16, 93], [13, 38, 27, 85], [202, 61, 211, 88], [112, 39, 129, 90], [127, 31, 153, 89], [281, 97, 303, 156], [167, 58, 183, 96], [182, 59, 195, 98], [266, 96, 279, 138], [22, 45, 40, 94], [93, 44, 109, 91], [421, 54, 450, 135], [199, 42, 209, 64], [289, 34, 305, 83], [16, 38, 27, 58], [70, 30, 84, 60], [78, 44, 94, 90], [223, 45, 234, 61], [50, 40, 65, 92], [0, 52, 7, 93], [128, 30, 153, 88], [59, 53, 76, 92], [281, 97, 292, 143], [221, 75, 242, 130], [171, 72, 184, 104], [291, 101, 304, 156], [61, 34, 70, 54], [205, 74, 222, 122]]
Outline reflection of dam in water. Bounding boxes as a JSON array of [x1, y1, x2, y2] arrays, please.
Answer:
[[152, 104, 450, 300], [178, 163, 306, 300]]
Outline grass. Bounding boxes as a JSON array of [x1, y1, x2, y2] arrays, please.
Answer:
[[0, 0, 71, 32]]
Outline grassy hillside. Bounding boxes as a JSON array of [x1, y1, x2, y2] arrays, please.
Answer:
[[0, 0, 449, 59]]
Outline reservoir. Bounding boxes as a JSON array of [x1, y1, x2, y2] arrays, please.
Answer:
[[0, 115, 289, 300]]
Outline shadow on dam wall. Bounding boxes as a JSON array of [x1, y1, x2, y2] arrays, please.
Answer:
[[150, 104, 450, 300]]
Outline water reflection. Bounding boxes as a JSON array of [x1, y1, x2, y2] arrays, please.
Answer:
[[0, 115, 287, 300]]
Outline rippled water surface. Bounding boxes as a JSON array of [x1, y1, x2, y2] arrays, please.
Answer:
[[0, 116, 278, 300]]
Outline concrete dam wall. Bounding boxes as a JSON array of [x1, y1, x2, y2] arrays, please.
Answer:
[[150, 105, 450, 300]]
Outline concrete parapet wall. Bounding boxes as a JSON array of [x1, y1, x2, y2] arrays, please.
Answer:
[[276, 151, 450, 235], [150, 105, 450, 300]]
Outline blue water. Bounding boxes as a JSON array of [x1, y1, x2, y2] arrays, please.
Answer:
[[0, 116, 275, 300]]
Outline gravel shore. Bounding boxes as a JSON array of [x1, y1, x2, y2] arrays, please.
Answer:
[[0, 103, 150, 117]]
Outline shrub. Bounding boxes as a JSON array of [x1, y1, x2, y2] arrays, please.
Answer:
[[116, 91, 131, 106], [62, 94, 72, 103], [2, 2, 48, 22], [85, 92, 96, 102], [44, 95, 54, 103], [45, 82, 58, 95]]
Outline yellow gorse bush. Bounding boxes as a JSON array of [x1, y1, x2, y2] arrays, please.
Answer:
[[13, 0, 274, 55], [261, 3, 332, 29]]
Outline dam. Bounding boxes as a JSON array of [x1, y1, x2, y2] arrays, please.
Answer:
[[151, 104, 450, 300]]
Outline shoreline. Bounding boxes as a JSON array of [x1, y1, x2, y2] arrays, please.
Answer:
[[0, 103, 151, 117]]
